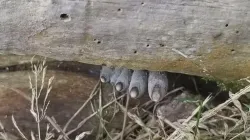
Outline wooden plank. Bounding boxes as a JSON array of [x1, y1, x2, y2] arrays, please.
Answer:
[[0, 0, 250, 80]]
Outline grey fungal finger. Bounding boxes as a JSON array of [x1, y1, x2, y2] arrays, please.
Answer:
[[129, 70, 148, 98], [115, 68, 132, 92], [110, 67, 123, 86], [100, 66, 113, 83], [148, 71, 168, 102]]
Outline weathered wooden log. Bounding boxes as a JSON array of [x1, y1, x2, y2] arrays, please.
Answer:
[[0, 0, 250, 81]]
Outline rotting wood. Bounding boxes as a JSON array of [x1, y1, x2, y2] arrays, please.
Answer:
[[0, 0, 250, 81]]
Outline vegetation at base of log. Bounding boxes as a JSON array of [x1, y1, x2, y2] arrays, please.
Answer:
[[1, 58, 250, 140], [202, 77, 247, 92]]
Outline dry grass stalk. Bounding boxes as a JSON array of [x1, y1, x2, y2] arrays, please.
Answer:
[[167, 84, 250, 140], [3, 57, 250, 140], [63, 81, 100, 132], [10, 57, 69, 140], [66, 94, 126, 136], [120, 93, 130, 140]]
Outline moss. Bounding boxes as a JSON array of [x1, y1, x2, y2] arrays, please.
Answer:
[[201, 76, 247, 93], [222, 81, 247, 92]]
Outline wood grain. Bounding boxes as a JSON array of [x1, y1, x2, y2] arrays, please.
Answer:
[[0, 0, 250, 80]]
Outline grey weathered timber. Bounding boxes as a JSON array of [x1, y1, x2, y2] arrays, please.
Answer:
[[0, 0, 250, 81]]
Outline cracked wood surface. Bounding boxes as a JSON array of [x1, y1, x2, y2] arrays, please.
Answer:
[[0, 0, 250, 81]]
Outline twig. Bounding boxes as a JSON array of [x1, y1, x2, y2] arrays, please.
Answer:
[[158, 115, 185, 133], [66, 94, 126, 136], [120, 93, 130, 140], [229, 125, 250, 140], [167, 95, 212, 140], [95, 84, 104, 140], [45, 116, 70, 140], [191, 77, 200, 94], [171, 48, 189, 58], [75, 131, 92, 140], [201, 85, 250, 121], [152, 87, 185, 115], [108, 87, 121, 123], [194, 101, 203, 136], [11, 116, 28, 140], [162, 87, 185, 101], [116, 100, 155, 135], [90, 92, 113, 140], [140, 87, 184, 109], [112, 102, 154, 140], [135, 133, 150, 140], [215, 114, 238, 122], [63, 81, 100, 132], [170, 85, 250, 140]]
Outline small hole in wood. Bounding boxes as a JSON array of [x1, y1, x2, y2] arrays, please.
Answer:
[[117, 8, 122, 12], [225, 24, 229, 27], [146, 44, 150, 47], [60, 13, 71, 22], [159, 43, 165, 47], [141, 2, 145, 5], [97, 40, 101, 44], [231, 49, 235, 54], [133, 50, 137, 54], [60, 14, 69, 20], [236, 30, 239, 34]]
